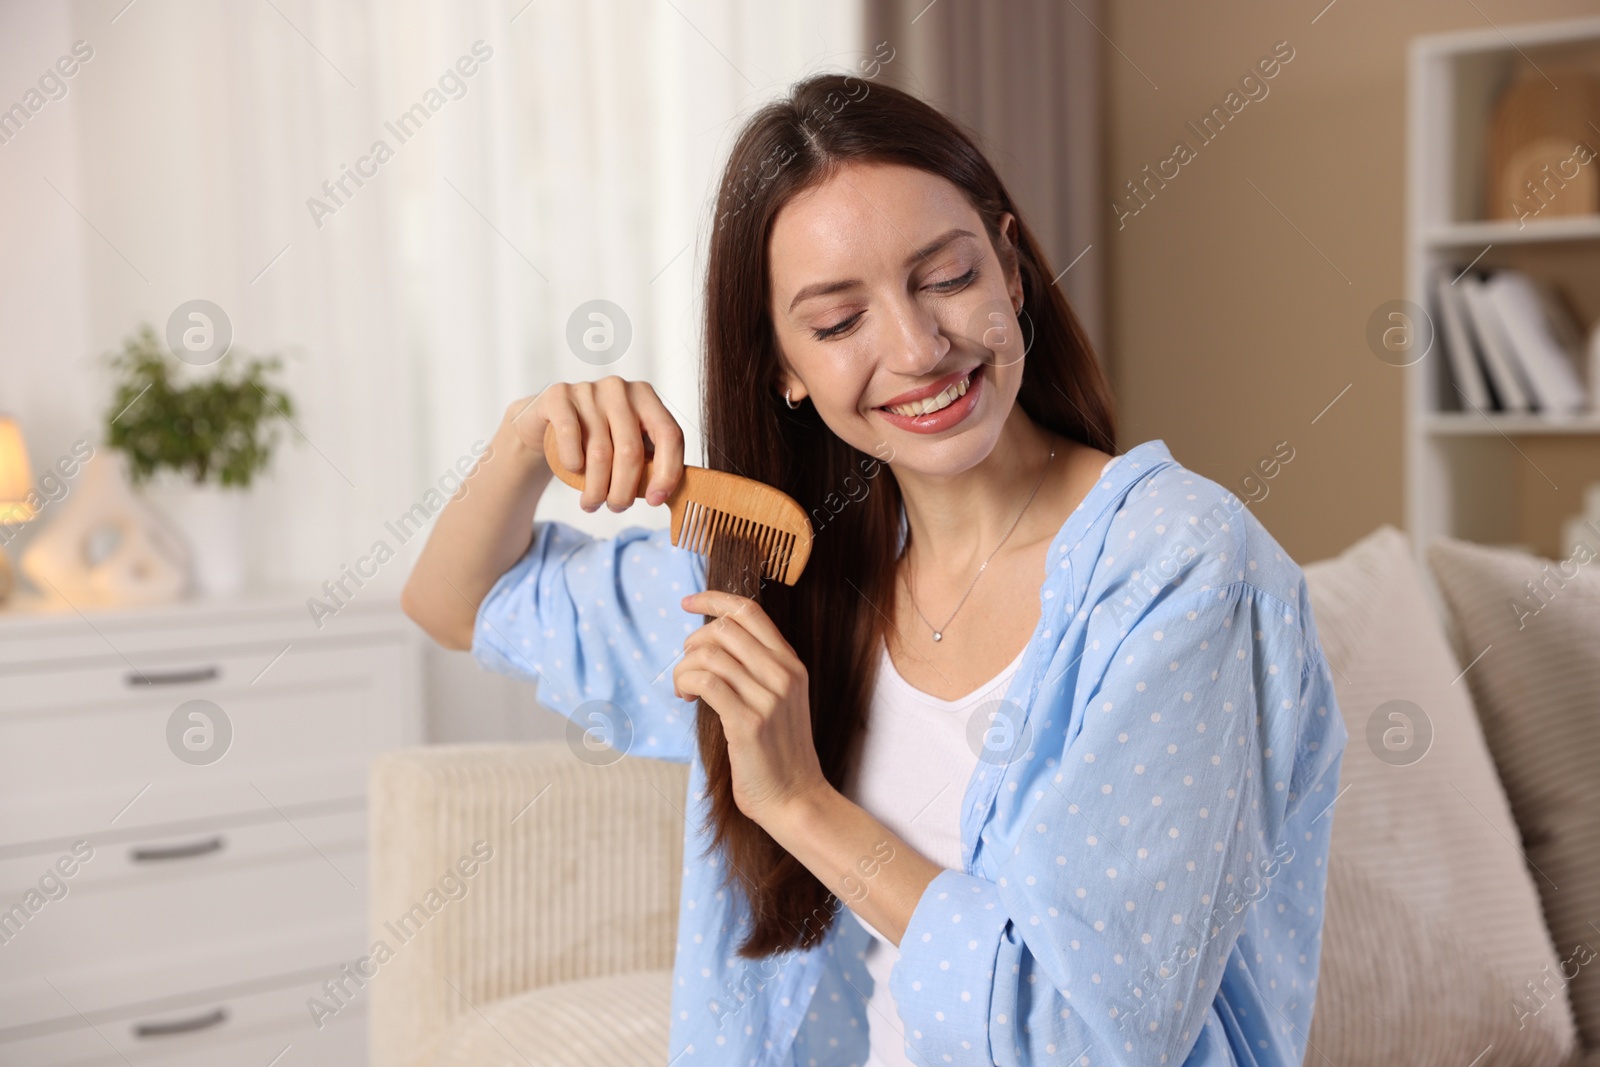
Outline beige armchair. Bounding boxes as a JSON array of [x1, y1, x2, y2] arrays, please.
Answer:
[[367, 744, 688, 1066]]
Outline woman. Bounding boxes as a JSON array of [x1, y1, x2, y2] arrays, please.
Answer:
[[402, 71, 1347, 1067]]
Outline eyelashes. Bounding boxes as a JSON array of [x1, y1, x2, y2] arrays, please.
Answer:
[[930, 266, 979, 292], [809, 267, 981, 342], [812, 314, 861, 341]]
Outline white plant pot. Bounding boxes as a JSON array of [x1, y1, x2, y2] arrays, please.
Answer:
[[140, 475, 250, 597]]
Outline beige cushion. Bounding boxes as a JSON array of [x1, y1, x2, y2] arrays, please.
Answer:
[[1428, 535, 1600, 1056], [417, 969, 671, 1066], [1302, 525, 1578, 1066]]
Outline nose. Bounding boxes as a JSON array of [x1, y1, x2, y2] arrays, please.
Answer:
[[879, 290, 950, 378]]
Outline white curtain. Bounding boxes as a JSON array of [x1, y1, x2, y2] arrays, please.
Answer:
[[0, 0, 861, 737], [24, 0, 862, 585]]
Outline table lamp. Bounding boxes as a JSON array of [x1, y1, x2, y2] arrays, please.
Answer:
[[0, 416, 36, 605]]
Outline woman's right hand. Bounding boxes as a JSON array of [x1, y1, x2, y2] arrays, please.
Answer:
[[508, 376, 686, 513]]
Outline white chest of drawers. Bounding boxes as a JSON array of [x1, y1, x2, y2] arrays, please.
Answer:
[[0, 593, 422, 1065]]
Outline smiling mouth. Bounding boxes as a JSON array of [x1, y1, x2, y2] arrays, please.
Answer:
[[879, 367, 978, 418]]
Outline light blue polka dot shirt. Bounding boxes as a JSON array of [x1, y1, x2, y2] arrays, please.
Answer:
[[471, 438, 1349, 1067]]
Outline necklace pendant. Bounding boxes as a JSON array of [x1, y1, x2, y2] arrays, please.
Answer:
[[932, 631, 942, 642]]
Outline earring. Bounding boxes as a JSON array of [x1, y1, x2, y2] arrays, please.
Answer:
[[784, 388, 801, 410]]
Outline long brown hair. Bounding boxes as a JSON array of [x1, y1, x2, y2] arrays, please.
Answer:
[[695, 71, 1116, 959]]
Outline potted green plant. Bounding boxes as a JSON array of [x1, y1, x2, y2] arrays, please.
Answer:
[[103, 324, 295, 595]]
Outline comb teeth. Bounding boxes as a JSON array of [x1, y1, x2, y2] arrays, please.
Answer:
[[677, 500, 797, 583]]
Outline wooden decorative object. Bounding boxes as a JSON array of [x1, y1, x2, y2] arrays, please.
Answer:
[[1486, 70, 1600, 223], [542, 422, 814, 585], [20, 450, 190, 606]]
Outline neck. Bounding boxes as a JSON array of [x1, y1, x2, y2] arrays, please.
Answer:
[[893, 405, 1063, 575]]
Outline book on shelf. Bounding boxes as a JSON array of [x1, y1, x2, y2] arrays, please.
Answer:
[[1456, 272, 1534, 412], [1432, 268, 1495, 411], [1436, 267, 1592, 417], [1484, 272, 1587, 415]]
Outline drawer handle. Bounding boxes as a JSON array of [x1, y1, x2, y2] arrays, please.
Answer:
[[130, 835, 225, 863], [132, 1006, 228, 1038], [126, 665, 220, 687]]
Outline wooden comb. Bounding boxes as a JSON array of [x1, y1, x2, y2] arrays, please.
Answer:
[[542, 423, 813, 585]]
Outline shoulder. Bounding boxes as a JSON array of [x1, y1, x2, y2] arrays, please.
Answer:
[[1092, 460, 1247, 595], [1082, 452, 1307, 622]]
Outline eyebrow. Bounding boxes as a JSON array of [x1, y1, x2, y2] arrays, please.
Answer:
[[785, 227, 980, 314]]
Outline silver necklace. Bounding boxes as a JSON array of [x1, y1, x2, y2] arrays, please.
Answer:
[[900, 442, 1055, 643]]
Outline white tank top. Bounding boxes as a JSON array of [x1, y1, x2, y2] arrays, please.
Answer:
[[844, 636, 1027, 1067], [846, 455, 1114, 1065]]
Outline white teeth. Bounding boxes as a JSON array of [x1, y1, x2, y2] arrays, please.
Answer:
[[886, 371, 972, 417]]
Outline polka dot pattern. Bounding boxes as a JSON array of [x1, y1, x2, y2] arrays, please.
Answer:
[[472, 519, 703, 763], [471, 440, 1349, 1067]]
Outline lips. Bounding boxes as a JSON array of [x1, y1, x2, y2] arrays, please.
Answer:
[[876, 366, 979, 416], [873, 365, 984, 434]]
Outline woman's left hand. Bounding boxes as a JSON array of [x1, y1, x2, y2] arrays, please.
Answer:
[[674, 590, 829, 827]]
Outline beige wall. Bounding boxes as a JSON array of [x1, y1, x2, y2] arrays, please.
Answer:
[[1105, 0, 1597, 564]]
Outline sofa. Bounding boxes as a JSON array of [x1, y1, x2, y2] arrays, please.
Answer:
[[368, 525, 1600, 1066]]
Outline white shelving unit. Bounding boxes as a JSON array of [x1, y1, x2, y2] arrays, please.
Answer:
[[1406, 16, 1600, 556]]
